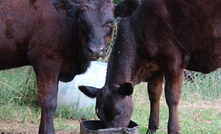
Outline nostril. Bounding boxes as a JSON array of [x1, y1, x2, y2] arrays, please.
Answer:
[[88, 46, 105, 55], [100, 47, 104, 51], [88, 47, 94, 54]]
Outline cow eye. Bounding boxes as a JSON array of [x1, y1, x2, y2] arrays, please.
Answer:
[[116, 109, 123, 116], [77, 18, 85, 26]]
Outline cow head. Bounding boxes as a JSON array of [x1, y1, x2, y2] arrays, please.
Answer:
[[79, 82, 134, 128], [53, 0, 141, 60]]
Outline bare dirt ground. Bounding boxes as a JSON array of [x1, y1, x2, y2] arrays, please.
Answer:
[[0, 118, 81, 134], [179, 99, 221, 112]]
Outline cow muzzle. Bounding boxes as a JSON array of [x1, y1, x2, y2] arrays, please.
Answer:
[[85, 45, 106, 60]]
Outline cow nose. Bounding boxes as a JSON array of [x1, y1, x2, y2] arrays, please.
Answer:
[[88, 46, 105, 57]]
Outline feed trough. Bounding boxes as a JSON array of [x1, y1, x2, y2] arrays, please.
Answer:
[[80, 120, 139, 134]]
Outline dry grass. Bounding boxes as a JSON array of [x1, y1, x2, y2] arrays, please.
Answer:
[[2, 94, 220, 134], [0, 119, 80, 134]]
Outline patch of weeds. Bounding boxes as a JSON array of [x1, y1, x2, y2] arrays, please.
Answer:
[[55, 98, 95, 120], [0, 67, 38, 109], [0, 105, 16, 121], [140, 126, 148, 133], [54, 118, 79, 132]]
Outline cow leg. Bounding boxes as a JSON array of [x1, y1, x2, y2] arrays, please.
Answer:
[[147, 72, 164, 133], [164, 69, 184, 134], [33, 62, 60, 134]]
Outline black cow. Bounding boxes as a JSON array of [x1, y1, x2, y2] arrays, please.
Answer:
[[79, 0, 221, 134], [0, 0, 140, 133]]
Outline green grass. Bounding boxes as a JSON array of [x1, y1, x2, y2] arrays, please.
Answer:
[[0, 67, 221, 133], [55, 103, 95, 120], [0, 67, 38, 107], [132, 82, 221, 134], [0, 104, 41, 123], [182, 71, 221, 101]]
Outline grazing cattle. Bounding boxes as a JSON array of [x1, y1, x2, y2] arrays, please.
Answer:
[[0, 0, 140, 133], [79, 0, 221, 133]]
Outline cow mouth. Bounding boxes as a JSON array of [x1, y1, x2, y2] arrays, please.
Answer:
[[87, 56, 99, 61]]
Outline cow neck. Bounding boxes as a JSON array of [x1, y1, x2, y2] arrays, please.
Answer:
[[105, 44, 136, 88]]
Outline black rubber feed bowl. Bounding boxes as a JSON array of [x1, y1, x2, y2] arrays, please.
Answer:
[[80, 120, 139, 134]]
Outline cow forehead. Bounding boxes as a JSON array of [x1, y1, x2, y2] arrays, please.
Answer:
[[79, 0, 113, 10]]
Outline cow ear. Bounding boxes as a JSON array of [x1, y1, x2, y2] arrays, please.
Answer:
[[78, 86, 100, 98], [118, 82, 133, 96], [53, 0, 77, 17], [115, 0, 141, 18]]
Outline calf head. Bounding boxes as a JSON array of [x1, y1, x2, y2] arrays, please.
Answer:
[[53, 0, 141, 60], [79, 82, 134, 128]]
